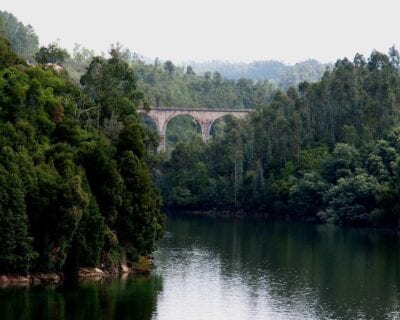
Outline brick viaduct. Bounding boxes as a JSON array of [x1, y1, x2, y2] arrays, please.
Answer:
[[138, 108, 251, 151]]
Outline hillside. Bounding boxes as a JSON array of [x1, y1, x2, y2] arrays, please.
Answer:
[[183, 59, 329, 88]]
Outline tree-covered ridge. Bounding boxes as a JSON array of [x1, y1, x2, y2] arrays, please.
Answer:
[[159, 49, 400, 228], [67, 54, 326, 110], [128, 58, 276, 109], [0, 11, 39, 61], [181, 59, 329, 88], [35, 46, 276, 110], [0, 35, 164, 275]]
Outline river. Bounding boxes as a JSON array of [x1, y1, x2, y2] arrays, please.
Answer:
[[1, 215, 400, 320]]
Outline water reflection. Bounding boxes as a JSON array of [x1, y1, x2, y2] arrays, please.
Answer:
[[1, 216, 400, 320], [152, 216, 400, 320], [0, 276, 162, 320]]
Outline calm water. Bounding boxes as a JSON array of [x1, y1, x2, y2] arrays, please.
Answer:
[[2, 216, 400, 320]]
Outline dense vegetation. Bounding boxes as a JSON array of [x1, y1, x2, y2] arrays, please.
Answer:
[[131, 58, 276, 109], [36, 46, 277, 110], [0, 33, 164, 275], [0, 11, 39, 61], [3, 9, 400, 279], [185, 59, 328, 88], [159, 49, 400, 228]]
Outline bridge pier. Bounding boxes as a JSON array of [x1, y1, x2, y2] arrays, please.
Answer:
[[201, 119, 215, 142], [139, 108, 250, 152], [158, 128, 167, 152]]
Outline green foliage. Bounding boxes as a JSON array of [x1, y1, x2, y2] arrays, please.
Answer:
[[0, 36, 164, 275], [186, 59, 328, 88], [159, 48, 400, 228], [289, 173, 328, 217], [0, 151, 37, 273], [319, 173, 379, 225], [164, 115, 201, 151], [321, 144, 360, 183], [0, 36, 24, 69], [75, 197, 105, 267], [131, 58, 275, 109], [0, 11, 39, 61], [35, 43, 70, 64], [81, 49, 145, 130]]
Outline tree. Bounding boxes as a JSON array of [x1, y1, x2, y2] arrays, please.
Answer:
[[0, 11, 39, 60], [0, 35, 24, 69], [289, 172, 328, 218], [321, 144, 360, 183], [186, 65, 195, 75], [164, 60, 175, 75], [0, 151, 36, 273], [319, 173, 378, 225], [0, 34, 164, 275], [117, 151, 163, 260], [35, 43, 70, 64], [81, 48, 145, 129]]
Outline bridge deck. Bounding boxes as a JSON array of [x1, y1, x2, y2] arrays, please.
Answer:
[[139, 108, 252, 113]]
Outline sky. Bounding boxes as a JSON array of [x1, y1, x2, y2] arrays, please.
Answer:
[[2, 0, 400, 65]]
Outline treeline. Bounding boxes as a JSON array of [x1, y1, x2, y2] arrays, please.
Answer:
[[159, 49, 400, 227], [0, 11, 277, 110], [0, 11, 39, 61], [39, 45, 277, 110], [131, 59, 276, 109], [0, 32, 164, 275], [184, 59, 328, 88], [67, 52, 277, 110]]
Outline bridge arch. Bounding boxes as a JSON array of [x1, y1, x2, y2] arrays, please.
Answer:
[[208, 114, 238, 140], [163, 113, 202, 137], [140, 113, 159, 132], [164, 114, 202, 148], [138, 108, 250, 151]]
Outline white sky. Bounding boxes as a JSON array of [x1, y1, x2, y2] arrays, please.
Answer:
[[2, 0, 400, 64]]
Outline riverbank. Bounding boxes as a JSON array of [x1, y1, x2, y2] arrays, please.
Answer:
[[0, 256, 154, 287], [165, 208, 319, 222], [165, 208, 400, 231]]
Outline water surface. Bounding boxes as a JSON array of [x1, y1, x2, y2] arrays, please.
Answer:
[[2, 215, 400, 320]]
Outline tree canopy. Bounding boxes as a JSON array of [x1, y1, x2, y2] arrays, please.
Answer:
[[0, 11, 39, 61], [159, 49, 400, 228], [0, 35, 164, 275]]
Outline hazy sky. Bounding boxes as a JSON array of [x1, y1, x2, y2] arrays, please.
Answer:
[[2, 0, 400, 64]]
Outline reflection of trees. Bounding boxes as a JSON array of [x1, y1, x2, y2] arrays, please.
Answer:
[[161, 216, 400, 319], [0, 276, 163, 320]]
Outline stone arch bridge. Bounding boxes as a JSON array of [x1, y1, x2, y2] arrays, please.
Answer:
[[138, 108, 251, 151]]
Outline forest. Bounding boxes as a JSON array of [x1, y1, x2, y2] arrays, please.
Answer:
[[185, 59, 328, 88], [2, 8, 400, 279], [159, 49, 400, 228], [0, 14, 164, 276]]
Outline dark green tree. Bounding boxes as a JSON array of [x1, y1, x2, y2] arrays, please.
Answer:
[[35, 43, 70, 64]]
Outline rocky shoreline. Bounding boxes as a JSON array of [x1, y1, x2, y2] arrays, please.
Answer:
[[0, 256, 154, 287]]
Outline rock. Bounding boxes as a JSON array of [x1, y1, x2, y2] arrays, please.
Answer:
[[121, 264, 130, 273], [32, 273, 61, 284], [0, 275, 30, 286], [78, 268, 107, 279]]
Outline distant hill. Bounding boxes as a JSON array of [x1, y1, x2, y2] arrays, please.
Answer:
[[182, 59, 330, 88]]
